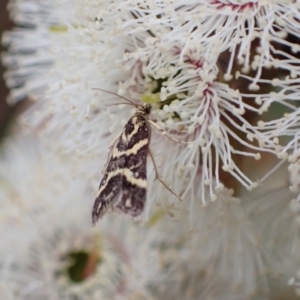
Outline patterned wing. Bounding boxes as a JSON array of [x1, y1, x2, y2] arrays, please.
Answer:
[[92, 131, 128, 224], [116, 115, 149, 217]]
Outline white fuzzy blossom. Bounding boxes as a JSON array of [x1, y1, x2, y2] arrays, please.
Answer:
[[246, 187, 300, 298], [1, 0, 74, 104], [3, 0, 300, 298], [0, 134, 160, 299], [3, 0, 300, 208], [158, 188, 269, 299], [0, 133, 278, 299]]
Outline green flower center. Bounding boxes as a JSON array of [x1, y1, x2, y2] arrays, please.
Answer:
[[65, 250, 100, 283]]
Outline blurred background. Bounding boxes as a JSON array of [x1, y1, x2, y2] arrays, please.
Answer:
[[0, 0, 15, 136]]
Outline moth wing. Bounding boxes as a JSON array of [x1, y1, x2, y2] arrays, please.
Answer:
[[92, 133, 127, 224], [116, 117, 149, 217]]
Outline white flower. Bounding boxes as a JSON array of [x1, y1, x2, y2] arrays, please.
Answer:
[[3, 2, 300, 299], [150, 188, 269, 300], [246, 187, 300, 298], [3, 0, 300, 213], [0, 2, 276, 199], [1, 0, 74, 104], [0, 133, 151, 299], [0, 131, 276, 299]]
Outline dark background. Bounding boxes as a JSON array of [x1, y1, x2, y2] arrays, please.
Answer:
[[0, 0, 14, 133]]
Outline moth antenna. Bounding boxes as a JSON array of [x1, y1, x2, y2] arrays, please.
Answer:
[[110, 102, 135, 106], [92, 88, 138, 107]]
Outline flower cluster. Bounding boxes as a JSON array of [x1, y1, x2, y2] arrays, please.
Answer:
[[3, 0, 300, 206], [2, 0, 300, 298], [0, 134, 270, 299]]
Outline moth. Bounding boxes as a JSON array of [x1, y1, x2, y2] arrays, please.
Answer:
[[92, 92, 187, 225], [92, 103, 151, 224]]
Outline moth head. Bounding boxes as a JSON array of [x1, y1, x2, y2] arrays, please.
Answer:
[[138, 103, 152, 116]]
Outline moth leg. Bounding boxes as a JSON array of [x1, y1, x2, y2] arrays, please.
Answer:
[[148, 120, 194, 145], [148, 148, 182, 201]]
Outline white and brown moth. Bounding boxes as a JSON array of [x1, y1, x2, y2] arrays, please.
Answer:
[[92, 92, 187, 225], [92, 103, 152, 224]]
